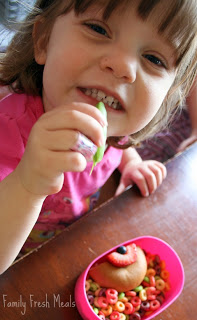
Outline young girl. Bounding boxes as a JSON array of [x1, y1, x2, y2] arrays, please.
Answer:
[[0, 0, 197, 273]]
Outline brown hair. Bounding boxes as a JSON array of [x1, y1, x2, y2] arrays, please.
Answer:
[[0, 0, 197, 148]]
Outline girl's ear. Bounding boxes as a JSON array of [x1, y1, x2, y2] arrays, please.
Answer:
[[33, 18, 48, 65]]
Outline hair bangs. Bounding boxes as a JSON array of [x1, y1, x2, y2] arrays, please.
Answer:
[[137, 0, 197, 66], [72, 0, 130, 19]]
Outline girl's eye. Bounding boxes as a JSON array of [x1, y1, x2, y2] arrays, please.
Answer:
[[85, 23, 108, 37], [144, 54, 166, 68]]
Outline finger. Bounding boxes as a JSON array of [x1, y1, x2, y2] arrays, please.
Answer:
[[42, 102, 108, 129], [127, 170, 150, 197], [149, 161, 167, 180], [40, 108, 105, 147], [138, 167, 157, 194], [44, 149, 88, 173], [115, 181, 127, 196], [155, 161, 167, 179], [41, 129, 79, 150], [177, 136, 197, 152], [115, 175, 133, 196], [147, 163, 164, 186], [41, 129, 97, 161]]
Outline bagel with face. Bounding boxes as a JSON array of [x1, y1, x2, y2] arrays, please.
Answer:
[[89, 244, 147, 292]]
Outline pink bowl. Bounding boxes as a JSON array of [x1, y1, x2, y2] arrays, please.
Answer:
[[75, 236, 184, 320]]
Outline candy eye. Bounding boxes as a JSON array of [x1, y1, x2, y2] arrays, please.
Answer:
[[144, 54, 166, 68], [117, 246, 127, 254], [85, 23, 108, 37]]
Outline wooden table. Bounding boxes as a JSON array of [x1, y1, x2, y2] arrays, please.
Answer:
[[0, 142, 197, 320]]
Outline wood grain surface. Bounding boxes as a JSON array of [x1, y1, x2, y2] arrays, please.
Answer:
[[0, 142, 197, 320]]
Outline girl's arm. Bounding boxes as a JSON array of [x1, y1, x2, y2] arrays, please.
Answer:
[[0, 102, 106, 274], [116, 147, 167, 197], [177, 79, 197, 152], [0, 169, 45, 274]]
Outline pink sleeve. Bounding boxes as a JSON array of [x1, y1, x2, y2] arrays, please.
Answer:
[[0, 112, 25, 181]]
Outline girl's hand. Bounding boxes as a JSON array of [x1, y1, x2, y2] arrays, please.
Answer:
[[116, 160, 167, 197], [16, 103, 107, 196]]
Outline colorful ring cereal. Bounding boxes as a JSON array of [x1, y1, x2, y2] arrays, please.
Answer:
[[87, 294, 94, 305], [97, 297, 108, 309], [146, 268, 156, 277], [94, 297, 100, 308], [129, 312, 141, 320], [119, 313, 126, 320], [125, 291, 136, 297], [124, 302, 134, 315], [85, 280, 90, 291], [93, 307, 99, 314], [99, 288, 107, 297], [140, 301, 150, 311], [90, 282, 100, 292], [139, 289, 147, 301], [149, 275, 156, 287], [130, 297, 141, 307], [115, 301, 125, 312], [146, 287, 156, 300], [161, 270, 169, 280], [156, 279, 166, 291], [149, 299, 160, 311], [134, 286, 143, 293], [110, 311, 121, 320], [119, 297, 129, 303], [118, 292, 125, 300], [160, 260, 166, 270], [106, 288, 118, 304], [101, 305, 113, 317]]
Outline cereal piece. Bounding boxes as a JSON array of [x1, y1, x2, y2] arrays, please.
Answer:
[[129, 312, 141, 320], [130, 296, 141, 307], [149, 299, 160, 311], [124, 302, 134, 315], [155, 279, 166, 291], [101, 305, 113, 317], [161, 270, 169, 280], [139, 289, 147, 301], [114, 301, 125, 312], [97, 296, 108, 308], [110, 311, 121, 320]]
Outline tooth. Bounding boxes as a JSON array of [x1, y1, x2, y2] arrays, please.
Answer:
[[107, 101, 113, 106], [114, 99, 118, 104], [92, 88, 98, 93], [85, 89, 92, 96], [103, 97, 108, 103], [97, 90, 106, 99], [91, 92, 97, 98], [112, 103, 117, 109], [106, 96, 115, 103]]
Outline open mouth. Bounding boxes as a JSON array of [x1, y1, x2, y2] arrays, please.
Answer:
[[80, 87, 123, 110]]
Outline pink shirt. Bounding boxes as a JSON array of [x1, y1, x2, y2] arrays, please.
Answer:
[[0, 93, 123, 254]]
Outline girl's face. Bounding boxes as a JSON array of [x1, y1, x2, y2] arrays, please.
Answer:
[[35, 3, 177, 137]]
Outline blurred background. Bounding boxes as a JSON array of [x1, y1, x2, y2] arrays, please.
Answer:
[[0, 0, 35, 50]]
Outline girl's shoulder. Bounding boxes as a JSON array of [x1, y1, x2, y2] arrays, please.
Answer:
[[0, 92, 44, 120]]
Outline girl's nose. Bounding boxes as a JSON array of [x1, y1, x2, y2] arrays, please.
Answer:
[[99, 52, 137, 83]]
